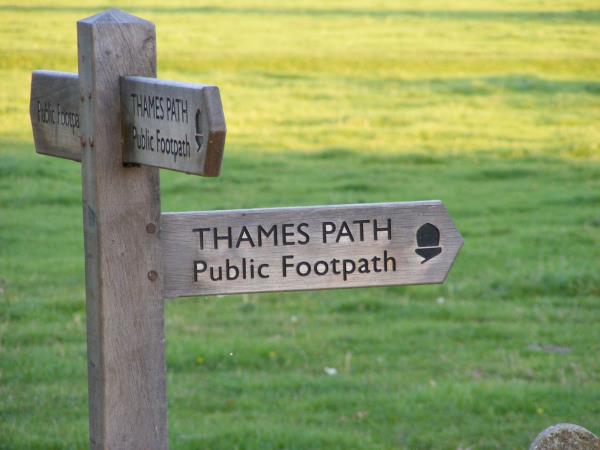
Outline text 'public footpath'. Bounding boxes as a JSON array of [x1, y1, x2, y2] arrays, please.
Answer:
[[129, 92, 192, 162]]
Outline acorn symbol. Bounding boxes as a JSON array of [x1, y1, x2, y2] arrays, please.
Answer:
[[415, 223, 442, 263]]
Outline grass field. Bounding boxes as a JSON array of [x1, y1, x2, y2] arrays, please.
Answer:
[[1, 1, 600, 449]]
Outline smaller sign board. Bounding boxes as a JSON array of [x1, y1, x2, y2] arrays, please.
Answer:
[[30, 71, 81, 161], [161, 200, 463, 298], [120, 76, 226, 176]]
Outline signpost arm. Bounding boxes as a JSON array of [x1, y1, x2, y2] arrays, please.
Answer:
[[77, 10, 167, 449]]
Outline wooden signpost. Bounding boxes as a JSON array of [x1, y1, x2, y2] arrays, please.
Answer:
[[30, 71, 81, 161], [121, 76, 226, 176], [29, 8, 462, 449], [30, 70, 226, 176], [162, 201, 462, 297]]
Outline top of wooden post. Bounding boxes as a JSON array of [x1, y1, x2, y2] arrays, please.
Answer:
[[78, 8, 153, 26]]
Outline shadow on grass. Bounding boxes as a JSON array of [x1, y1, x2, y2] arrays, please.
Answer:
[[2, 5, 599, 23], [243, 72, 600, 97], [346, 75, 600, 96]]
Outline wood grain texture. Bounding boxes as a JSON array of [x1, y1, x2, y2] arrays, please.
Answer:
[[161, 201, 463, 298], [121, 76, 226, 176], [77, 9, 167, 449], [30, 71, 82, 161]]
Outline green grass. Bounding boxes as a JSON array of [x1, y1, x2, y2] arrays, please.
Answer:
[[1, 1, 600, 449]]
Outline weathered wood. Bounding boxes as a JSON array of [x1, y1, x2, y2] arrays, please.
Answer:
[[121, 76, 226, 176], [78, 9, 167, 449], [30, 71, 82, 161], [161, 200, 463, 298]]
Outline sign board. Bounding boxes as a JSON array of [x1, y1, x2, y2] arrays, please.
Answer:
[[161, 200, 463, 297], [29, 8, 463, 448], [120, 76, 226, 176], [30, 71, 82, 161]]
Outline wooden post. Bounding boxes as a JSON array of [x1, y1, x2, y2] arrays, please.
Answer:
[[30, 9, 462, 448], [77, 10, 167, 449]]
